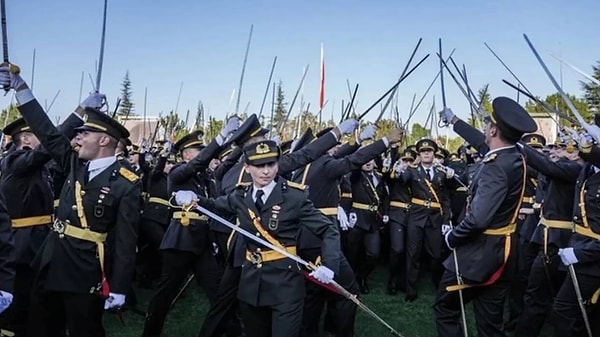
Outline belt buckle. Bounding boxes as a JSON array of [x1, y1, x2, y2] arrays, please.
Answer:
[[424, 200, 431, 208], [250, 251, 263, 268], [369, 205, 377, 212], [53, 219, 66, 238]]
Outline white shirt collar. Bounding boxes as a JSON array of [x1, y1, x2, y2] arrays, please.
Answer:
[[252, 180, 277, 202], [87, 156, 117, 181], [485, 145, 515, 157]]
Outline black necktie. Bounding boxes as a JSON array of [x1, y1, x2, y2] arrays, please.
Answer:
[[255, 189, 265, 211], [84, 163, 90, 184], [425, 168, 431, 180]]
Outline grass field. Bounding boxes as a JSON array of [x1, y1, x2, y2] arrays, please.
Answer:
[[105, 266, 553, 337]]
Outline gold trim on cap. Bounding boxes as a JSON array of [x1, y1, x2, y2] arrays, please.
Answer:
[[183, 140, 204, 149], [250, 127, 263, 137], [83, 122, 108, 131], [247, 152, 278, 161]]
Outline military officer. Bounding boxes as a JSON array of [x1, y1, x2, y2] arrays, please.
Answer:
[[1, 67, 142, 337], [177, 140, 340, 337], [434, 97, 537, 336], [0, 195, 15, 329]]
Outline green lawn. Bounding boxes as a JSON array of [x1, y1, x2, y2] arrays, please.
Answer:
[[105, 266, 552, 336]]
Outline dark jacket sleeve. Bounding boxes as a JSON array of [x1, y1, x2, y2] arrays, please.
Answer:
[[334, 142, 359, 158], [279, 131, 339, 175], [169, 140, 222, 184], [57, 113, 84, 140], [7, 147, 52, 174], [324, 139, 388, 178], [448, 162, 508, 248], [214, 147, 243, 181], [453, 120, 489, 154], [16, 100, 76, 173], [580, 145, 600, 169], [151, 155, 167, 177], [521, 144, 580, 182], [0, 197, 14, 293]]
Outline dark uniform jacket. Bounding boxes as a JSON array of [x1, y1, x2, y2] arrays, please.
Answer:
[[197, 178, 341, 307], [0, 196, 15, 293], [446, 146, 525, 283], [350, 169, 387, 231], [160, 140, 222, 254], [141, 154, 172, 226], [17, 100, 141, 295]]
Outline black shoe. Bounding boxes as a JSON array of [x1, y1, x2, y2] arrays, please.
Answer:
[[405, 292, 417, 302], [358, 278, 370, 294]]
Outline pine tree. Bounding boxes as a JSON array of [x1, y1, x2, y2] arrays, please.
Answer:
[[580, 60, 600, 113], [118, 71, 135, 117], [272, 81, 287, 132]]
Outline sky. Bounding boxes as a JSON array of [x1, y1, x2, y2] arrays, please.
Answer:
[[4, 0, 600, 137]]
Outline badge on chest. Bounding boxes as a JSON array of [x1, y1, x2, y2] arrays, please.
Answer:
[[268, 205, 281, 230], [95, 187, 111, 218]]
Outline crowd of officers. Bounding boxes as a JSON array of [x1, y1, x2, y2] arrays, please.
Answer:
[[0, 63, 597, 337]]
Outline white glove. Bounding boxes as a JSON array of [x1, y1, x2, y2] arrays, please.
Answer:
[[441, 224, 452, 236], [579, 132, 594, 147], [382, 215, 389, 224], [382, 156, 392, 171], [104, 292, 126, 310], [348, 212, 357, 228], [585, 125, 600, 144], [558, 247, 578, 266], [175, 190, 197, 206], [444, 166, 455, 179], [270, 135, 281, 146], [440, 108, 455, 124], [309, 265, 335, 284], [0, 65, 25, 91], [337, 119, 359, 135], [79, 92, 106, 110], [164, 141, 173, 153], [337, 206, 349, 231], [0, 291, 13, 314], [220, 117, 240, 138], [359, 125, 377, 141]]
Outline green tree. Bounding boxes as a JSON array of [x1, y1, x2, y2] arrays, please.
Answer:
[[478, 84, 492, 113], [581, 60, 600, 113], [524, 92, 589, 126], [118, 70, 135, 117], [161, 110, 186, 139], [272, 81, 287, 133], [204, 116, 223, 141], [0, 104, 21, 127]]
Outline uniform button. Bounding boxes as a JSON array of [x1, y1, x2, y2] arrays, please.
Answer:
[[574, 216, 578, 220], [72, 205, 77, 210], [80, 191, 86, 196], [256, 232, 261, 237]]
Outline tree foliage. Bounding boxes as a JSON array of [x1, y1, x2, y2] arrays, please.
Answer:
[[581, 60, 600, 113], [524, 92, 589, 125], [118, 70, 135, 117]]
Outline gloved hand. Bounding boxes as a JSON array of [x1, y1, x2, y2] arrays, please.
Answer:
[[382, 215, 389, 224], [309, 266, 335, 284], [440, 108, 455, 125], [359, 124, 377, 142], [558, 247, 578, 266], [175, 190, 197, 206], [220, 117, 240, 139], [441, 224, 452, 236], [443, 166, 455, 179], [79, 92, 106, 110], [585, 125, 600, 144], [348, 212, 357, 228], [104, 293, 126, 310], [0, 291, 13, 315], [0, 64, 25, 91], [270, 135, 281, 146], [579, 132, 594, 148], [382, 156, 392, 171], [336, 119, 359, 135], [337, 206, 349, 231]]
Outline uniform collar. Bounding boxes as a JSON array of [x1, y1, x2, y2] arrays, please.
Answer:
[[252, 179, 277, 202], [484, 145, 515, 157], [88, 156, 117, 173]]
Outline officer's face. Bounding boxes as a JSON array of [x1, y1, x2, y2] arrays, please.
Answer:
[[209, 158, 220, 171], [17, 131, 40, 149], [419, 150, 434, 164], [182, 148, 200, 162], [130, 153, 140, 164], [76, 131, 112, 160], [245, 161, 278, 187], [164, 162, 174, 174], [362, 159, 375, 172]]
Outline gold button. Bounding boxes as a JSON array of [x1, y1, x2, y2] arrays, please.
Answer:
[[81, 190, 86, 196], [72, 205, 77, 210]]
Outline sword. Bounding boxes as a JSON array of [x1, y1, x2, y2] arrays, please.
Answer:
[[258, 56, 277, 118], [568, 264, 593, 337], [450, 221, 469, 337], [235, 24, 253, 115], [436, 53, 483, 119], [523, 34, 590, 131], [193, 204, 405, 337], [0, 0, 19, 92], [95, 0, 108, 92], [551, 54, 600, 86], [438, 38, 448, 127]]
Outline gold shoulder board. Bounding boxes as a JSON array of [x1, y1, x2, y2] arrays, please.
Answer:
[[119, 167, 139, 183], [236, 182, 251, 189], [287, 181, 307, 190], [483, 153, 497, 163]]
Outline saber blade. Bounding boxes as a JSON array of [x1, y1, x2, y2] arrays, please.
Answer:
[[96, 0, 108, 92]]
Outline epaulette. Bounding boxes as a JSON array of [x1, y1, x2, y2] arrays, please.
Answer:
[[236, 182, 251, 189], [119, 167, 139, 183], [409, 163, 418, 169], [117, 155, 125, 161], [286, 181, 307, 191], [482, 153, 497, 163]]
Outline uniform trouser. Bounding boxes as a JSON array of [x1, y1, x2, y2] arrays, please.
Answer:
[[240, 299, 303, 337], [138, 218, 166, 282], [507, 240, 539, 324], [516, 245, 566, 336], [552, 271, 600, 336], [299, 248, 358, 337], [406, 222, 443, 296], [212, 231, 232, 266], [345, 226, 380, 281], [388, 211, 407, 290], [0, 264, 34, 336], [27, 289, 104, 337], [197, 265, 243, 337], [142, 249, 223, 337], [434, 267, 512, 337]]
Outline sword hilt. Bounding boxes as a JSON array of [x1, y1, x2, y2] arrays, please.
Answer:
[[1, 62, 19, 93]]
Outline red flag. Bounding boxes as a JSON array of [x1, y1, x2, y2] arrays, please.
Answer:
[[319, 43, 325, 109]]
